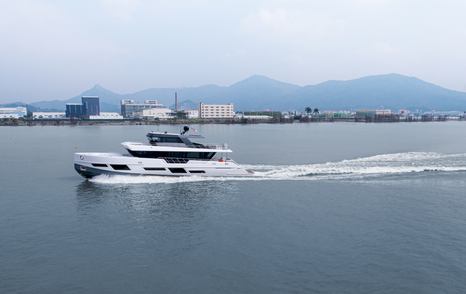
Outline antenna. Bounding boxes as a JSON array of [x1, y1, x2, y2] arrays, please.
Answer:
[[175, 92, 178, 112]]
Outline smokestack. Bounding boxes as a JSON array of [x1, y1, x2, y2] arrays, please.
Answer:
[[175, 92, 178, 112]]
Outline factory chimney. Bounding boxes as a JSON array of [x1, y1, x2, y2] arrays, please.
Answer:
[[175, 92, 178, 112]]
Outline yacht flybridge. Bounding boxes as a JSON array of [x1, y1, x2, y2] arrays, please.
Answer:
[[74, 126, 252, 178]]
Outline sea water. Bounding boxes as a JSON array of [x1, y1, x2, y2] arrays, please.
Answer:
[[1, 123, 466, 293]]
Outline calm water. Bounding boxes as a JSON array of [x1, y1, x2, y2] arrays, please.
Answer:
[[1, 123, 466, 293]]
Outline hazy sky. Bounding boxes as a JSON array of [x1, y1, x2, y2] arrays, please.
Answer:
[[1, 0, 466, 102]]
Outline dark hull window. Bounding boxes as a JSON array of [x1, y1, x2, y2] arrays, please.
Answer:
[[92, 163, 108, 167], [164, 158, 189, 164], [110, 164, 130, 170], [169, 168, 187, 173], [143, 167, 166, 171], [128, 150, 215, 159], [189, 170, 206, 174]]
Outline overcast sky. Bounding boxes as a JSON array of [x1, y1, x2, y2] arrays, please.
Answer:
[[1, 0, 466, 102]]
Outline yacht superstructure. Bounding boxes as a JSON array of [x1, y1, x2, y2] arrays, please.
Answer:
[[74, 127, 251, 178]]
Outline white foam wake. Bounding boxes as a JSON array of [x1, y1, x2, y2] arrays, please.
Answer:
[[90, 152, 466, 184]]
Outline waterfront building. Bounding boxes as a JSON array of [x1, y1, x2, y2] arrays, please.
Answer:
[[88, 112, 124, 120], [65, 96, 101, 119], [355, 110, 377, 121], [184, 109, 199, 119], [356, 109, 399, 122], [65, 103, 84, 118], [321, 111, 354, 120], [281, 112, 292, 119], [142, 108, 173, 120], [235, 113, 273, 120], [199, 103, 234, 119], [82, 96, 100, 116], [0, 107, 27, 119], [121, 99, 164, 118], [32, 112, 66, 120], [375, 109, 392, 115], [446, 115, 461, 121], [399, 109, 410, 121]]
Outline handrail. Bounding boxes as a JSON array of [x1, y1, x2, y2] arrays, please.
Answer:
[[191, 144, 228, 150], [203, 144, 229, 150]]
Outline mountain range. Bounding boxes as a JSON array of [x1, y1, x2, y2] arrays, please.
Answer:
[[4, 74, 466, 112]]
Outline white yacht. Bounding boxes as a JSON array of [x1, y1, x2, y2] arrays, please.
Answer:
[[74, 126, 252, 178]]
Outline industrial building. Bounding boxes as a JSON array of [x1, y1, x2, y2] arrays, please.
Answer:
[[65, 96, 101, 119], [81, 96, 100, 116], [32, 112, 66, 120], [141, 108, 173, 120], [121, 99, 164, 118], [355, 109, 399, 122], [235, 113, 273, 120], [0, 107, 27, 119], [88, 112, 123, 120], [184, 109, 199, 119], [65, 103, 84, 118], [199, 103, 234, 119]]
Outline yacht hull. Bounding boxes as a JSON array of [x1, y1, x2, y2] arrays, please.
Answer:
[[74, 152, 252, 178]]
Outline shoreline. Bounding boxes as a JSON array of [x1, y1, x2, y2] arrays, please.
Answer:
[[1, 117, 465, 126]]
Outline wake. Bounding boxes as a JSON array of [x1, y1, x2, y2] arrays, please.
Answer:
[[90, 152, 466, 184]]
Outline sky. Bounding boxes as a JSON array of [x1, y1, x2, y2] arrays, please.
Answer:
[[1, 0, 466, 102]]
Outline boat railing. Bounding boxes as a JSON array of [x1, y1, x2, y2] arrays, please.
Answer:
[[206, 144, 229, 150], [193, 143, 229, 150]]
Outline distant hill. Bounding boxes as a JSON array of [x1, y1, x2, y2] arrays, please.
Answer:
[[25, 74, 466, 112], [282, 74, 466, 110], [30, 84, 122, 112], [0, 102, 40, 112]]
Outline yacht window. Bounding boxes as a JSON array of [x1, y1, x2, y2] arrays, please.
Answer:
[[143, 167, 166, 171], [169, 168, 187, 173], [110, 164, 130, 170], [92, 163, 108, 167], [128, 150, 216, 159], [157, 137, 183, 143], [164, 158, 189, 164]]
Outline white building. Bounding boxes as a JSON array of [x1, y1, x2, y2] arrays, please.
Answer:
[[375, 109, 392, 115], [199, 103, 234, 119], [121, 99, 164, 118], [142, 108, 173, 120], [89, 112, 124, 120], [32, 112, 66, 119], [0, 107, 27, 119], [235, 113, 273, 120], [184, 109, 199, 119]]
